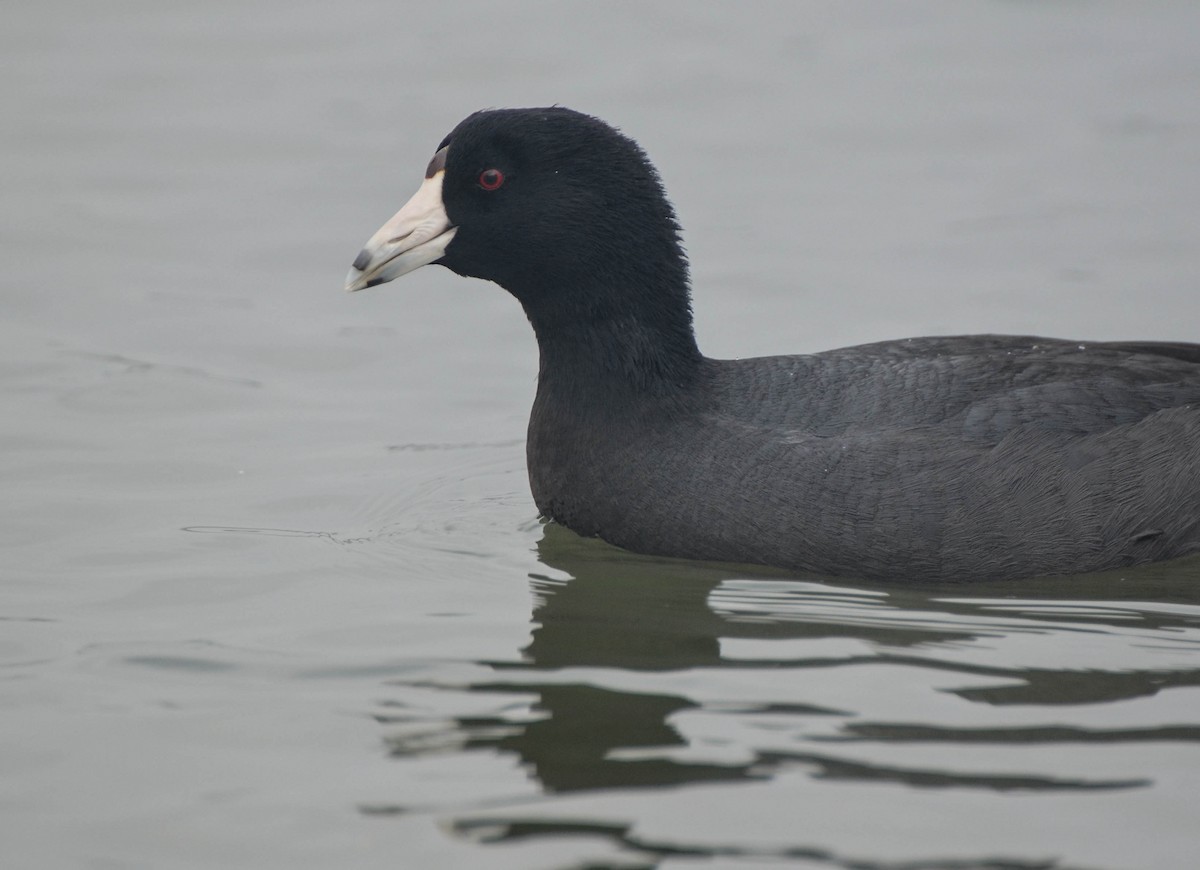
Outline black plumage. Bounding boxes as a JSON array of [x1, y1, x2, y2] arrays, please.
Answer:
[[347, 107, 1200, 582]]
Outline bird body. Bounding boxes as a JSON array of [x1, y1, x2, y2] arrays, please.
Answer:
[[346, 107, 1200, 582]]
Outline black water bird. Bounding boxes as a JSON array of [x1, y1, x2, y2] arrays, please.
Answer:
[[346, 107, 1200, 582]]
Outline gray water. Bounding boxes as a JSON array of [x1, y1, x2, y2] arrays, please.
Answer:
[[4, 2, 1200, 868]]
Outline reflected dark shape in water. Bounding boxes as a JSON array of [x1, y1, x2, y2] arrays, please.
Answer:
[[436, 682, 755, 793], [519, 524, 982, 672], [449, 816, 841, 869], [949, 667, 1200, 707], [375, 524, 1200, 864], [449, 814, 1067, 870], [827, 722, 1200, 745]]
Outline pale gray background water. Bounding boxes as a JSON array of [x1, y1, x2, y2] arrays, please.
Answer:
[[3, 2, 1200, 868]]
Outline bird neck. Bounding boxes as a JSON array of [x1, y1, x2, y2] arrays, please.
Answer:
[[507, 242, 701, 400], [533, 309, 703, 399]]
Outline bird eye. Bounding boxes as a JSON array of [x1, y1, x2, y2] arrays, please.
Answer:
[[478, 169, 505, 191]]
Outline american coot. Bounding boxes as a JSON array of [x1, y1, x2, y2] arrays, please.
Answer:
[[346, 107, 1200, 583]]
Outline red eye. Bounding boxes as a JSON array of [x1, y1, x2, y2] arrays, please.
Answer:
[[478, 168, 505, 191]]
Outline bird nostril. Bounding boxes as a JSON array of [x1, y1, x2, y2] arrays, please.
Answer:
[[352, 249, 372, 271]]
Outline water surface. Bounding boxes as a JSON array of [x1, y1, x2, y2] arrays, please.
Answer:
[[3, 2, 1200, 868]]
